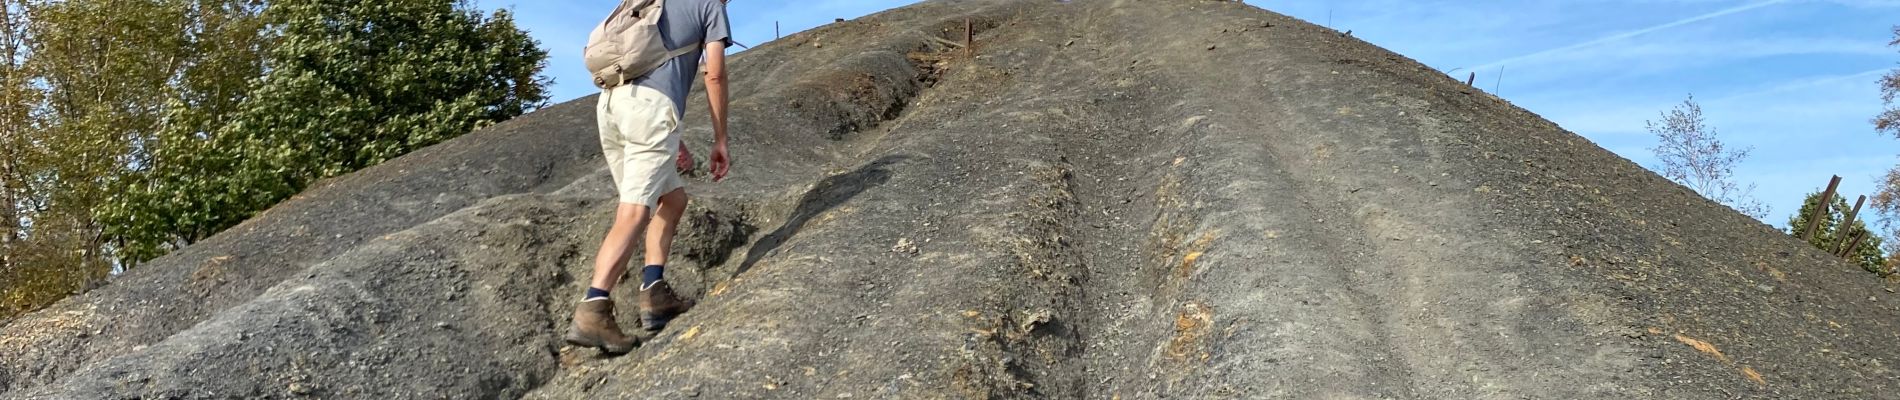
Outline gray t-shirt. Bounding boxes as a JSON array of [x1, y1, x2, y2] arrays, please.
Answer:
[[633, 0, 731, 118]]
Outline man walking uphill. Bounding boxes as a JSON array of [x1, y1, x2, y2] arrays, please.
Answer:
[[566, 0, 732, 355]]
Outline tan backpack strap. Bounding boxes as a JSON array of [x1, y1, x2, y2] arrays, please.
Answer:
[[664, 43, 702, 61]]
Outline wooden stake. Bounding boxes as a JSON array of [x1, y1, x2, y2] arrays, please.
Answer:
[[1494, 66, 1506, 94], [1466, 72, 1476, 86], [965, 18, 974, 56], [1837, 230, 1859, 257], [1836, 195, 1867, 254], [1800, 175, 1842, 241], [1842, 230, 1870, 259], [926, 36, 966, 49]]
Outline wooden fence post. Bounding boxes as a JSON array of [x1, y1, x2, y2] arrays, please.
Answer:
[[965, 18, 974, 56], [1800, 175, 1842, 241], [1835, 195, 1867, 255], [1842, 230, 1870, 260]]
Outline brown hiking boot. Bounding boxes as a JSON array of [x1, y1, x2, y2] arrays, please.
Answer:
[[565, 299, 637, 354], [638, 280, 694, 331]]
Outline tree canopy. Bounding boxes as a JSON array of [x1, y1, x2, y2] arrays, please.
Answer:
[[1, 0, 548, 319]]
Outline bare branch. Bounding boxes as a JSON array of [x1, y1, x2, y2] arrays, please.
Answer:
[[1649, 94, 1768, 219]]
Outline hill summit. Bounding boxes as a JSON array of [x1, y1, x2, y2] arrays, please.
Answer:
[[5, 1, 1898, 398]]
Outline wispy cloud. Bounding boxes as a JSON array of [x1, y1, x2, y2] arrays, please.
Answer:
[[1471, 0, 1793, 71], [1715, 67, 1890, 101]]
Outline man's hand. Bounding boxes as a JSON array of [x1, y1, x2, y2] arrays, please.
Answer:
[[677, 145, 696, 174], [710, 142, 730, 182]]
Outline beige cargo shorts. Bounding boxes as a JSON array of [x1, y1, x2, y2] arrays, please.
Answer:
[[596, 84, 684, 207]]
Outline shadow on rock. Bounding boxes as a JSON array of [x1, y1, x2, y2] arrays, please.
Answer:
[[736, 155, 909, 277]]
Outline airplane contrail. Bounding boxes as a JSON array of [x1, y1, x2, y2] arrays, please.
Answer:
[[1715, 67, 1890, 101], [1471, 0, 1793, 71]]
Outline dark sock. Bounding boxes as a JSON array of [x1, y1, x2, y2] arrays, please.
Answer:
[[584, 287, 611, 300], [640, 265, 664, 289]]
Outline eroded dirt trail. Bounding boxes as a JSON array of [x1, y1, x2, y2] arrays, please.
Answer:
[[526, 2, 1094, 398], [1055, 2, 1651, 397]]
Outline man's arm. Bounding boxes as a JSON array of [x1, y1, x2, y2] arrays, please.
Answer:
[[704, 40, 730, 181]]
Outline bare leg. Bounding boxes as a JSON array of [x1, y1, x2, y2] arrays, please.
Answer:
[[589, 202, 653, 291], [644, 188, 689, 267], [636, 188, 693, 331]]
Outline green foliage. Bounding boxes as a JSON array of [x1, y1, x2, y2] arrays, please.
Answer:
[[101, 0, 549, 265], [5, 0, 547, 319], [1788, 191, 1889, 274], [2, 0, 203, 319], [0, 0, 30, 319], [94, 0, 271, 263]]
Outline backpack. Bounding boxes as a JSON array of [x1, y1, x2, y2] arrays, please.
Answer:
[[584, 0, 701, 89]]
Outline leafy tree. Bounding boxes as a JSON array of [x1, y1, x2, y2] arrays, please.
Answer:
[[1873, 26, 1900, 271], [1789, 191, 1888, 274], [1649, 95, 1769, 219], [1875, 25, 1900, 136], [96, 0, 269, 262], [100, 0, 549, 264], [5, 0, 546, 319], [1, 0, 204, 318], [1, 0, 35, 318]]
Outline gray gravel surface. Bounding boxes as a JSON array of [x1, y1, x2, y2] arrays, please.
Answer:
[[5, 1, 1898, 398]]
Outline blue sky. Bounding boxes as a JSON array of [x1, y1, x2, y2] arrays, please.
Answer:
[[476, 0, 1900, 228]]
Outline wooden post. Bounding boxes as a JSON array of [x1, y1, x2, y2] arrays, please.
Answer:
[[1835, 195, 1867, 254], [964, 18, 974, 56], [1494, 66, 1506, 94], [775, 21, 780, 40], [1842, 230, 1870, 259], [1800, 175, 1842, 241], [1836, 230, 1858, 257], [1466, 72, 1476, 86]]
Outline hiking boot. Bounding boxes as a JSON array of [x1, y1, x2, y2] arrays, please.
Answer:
[[565, 299, 637, 354], [638, 280, 694, 331]]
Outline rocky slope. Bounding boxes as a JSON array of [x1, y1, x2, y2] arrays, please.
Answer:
[[5, 0, 1899, 398]]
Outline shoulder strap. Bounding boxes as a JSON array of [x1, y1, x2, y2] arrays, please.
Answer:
[[664, 43, 702, 60], [651, 0, 697, 61]]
